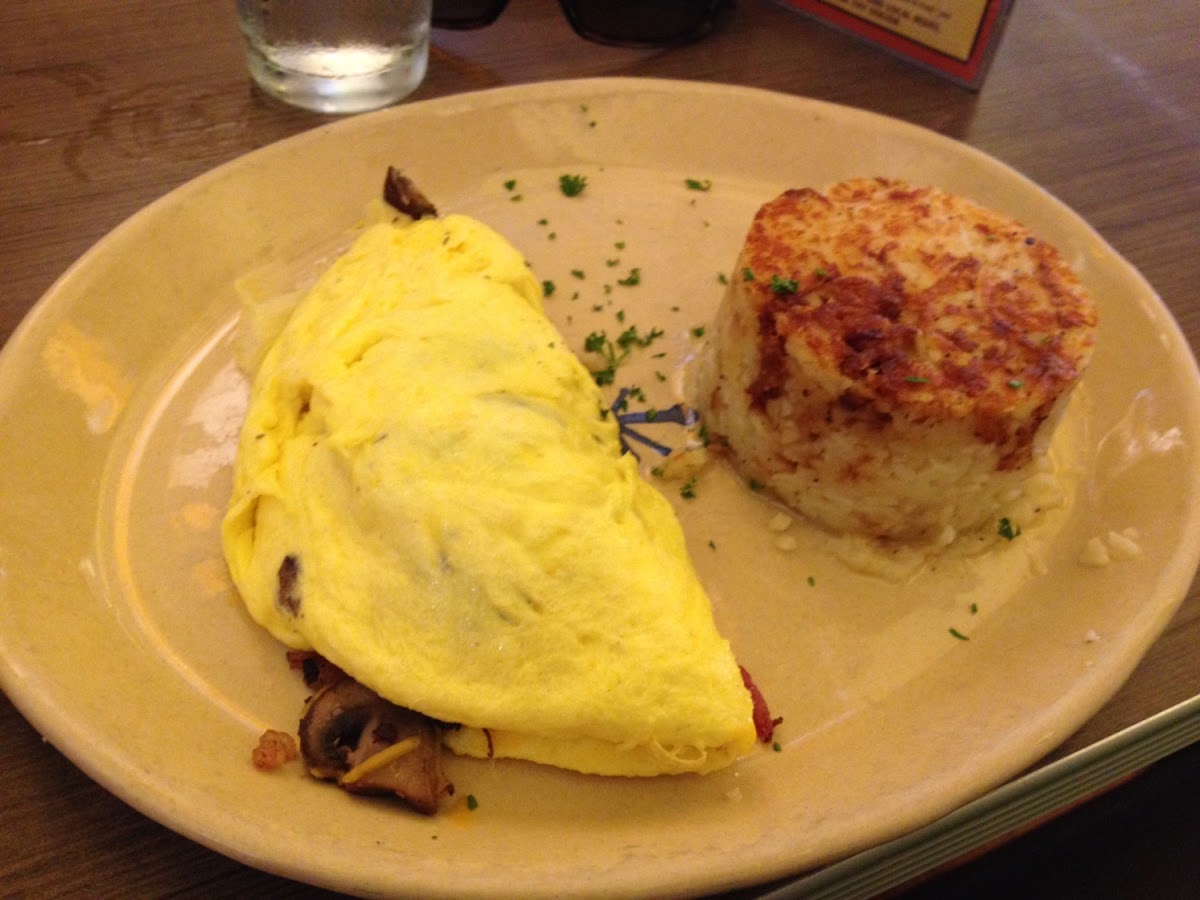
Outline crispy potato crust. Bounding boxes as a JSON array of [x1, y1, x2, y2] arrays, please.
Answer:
[[737, 178, 1096, 470]]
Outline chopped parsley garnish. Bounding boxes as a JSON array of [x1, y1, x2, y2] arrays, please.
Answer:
[[718, 272, 729, 285], [814, 267, 830, 279], [570, 269, 586, 280], [618, 324, 664, 350], [904, 375, 928, 384], [466, 794, 479, 811], [748, 478, 765, 491], [617, 267, 642, 287], [685, 177, 713, 191], [769, 274, 799, 294], [680, 478, 698, 499], [998, 517, 1022, 540], [559, 173, 588, 197], [807, 575, 816, 587], [1007, 379, 1025, 389], [503, 179, 517, 191], [949, 628, 970, 641], [542, 280, 556, 297], [583, 325, 665, 385], [691, 325, 706, 338], [742, 267, 756, 282], [773, 742, 782, 752]]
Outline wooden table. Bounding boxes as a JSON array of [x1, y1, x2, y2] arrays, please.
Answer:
[[2, 1, 1197, 895]]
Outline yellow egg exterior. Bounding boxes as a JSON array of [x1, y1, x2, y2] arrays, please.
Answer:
[[223, 215, 755, 776]]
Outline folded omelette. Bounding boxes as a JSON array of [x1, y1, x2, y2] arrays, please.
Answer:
[[222, 213, 757, 776]]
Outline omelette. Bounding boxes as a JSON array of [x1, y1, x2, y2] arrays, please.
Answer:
[[222, 210, 759, 785]]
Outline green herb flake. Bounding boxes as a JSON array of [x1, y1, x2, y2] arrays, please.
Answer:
[[559, 173, 588, 197], [617, 267, 642, 287], [685, 177, 713, 192], [680, 478, 698, 499], [769, 274, 799, 294], [748, 478, 765, 491], [718, 272, 729, 285], [814, 266, 830, 279], [691, 326, 706, 338], [570, 269, 586, 280], [466, 794, 479, 811], [503, 179, 517, 191], [998, 517, 1022, 540], [616, 309, 626, 323], [541, 280, 556, 298], [904, 375, 929, 384], [708, 539, 717, 550], [742, 267, 756, 282], [625, 325, 663, 349], [1007, 378, 1025, 389], [807, 575, 816, 587], [583, 331, 608, 354], [650, 466, 665, 478], [614, 241, 626, 250], [949, 627, 970, 641], [772, 742, 782, 752]]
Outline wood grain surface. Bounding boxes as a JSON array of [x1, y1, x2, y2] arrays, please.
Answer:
[[2, 0, 1197, 895]]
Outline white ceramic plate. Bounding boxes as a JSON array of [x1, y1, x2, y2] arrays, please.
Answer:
[[2, 79, 1198, 898]]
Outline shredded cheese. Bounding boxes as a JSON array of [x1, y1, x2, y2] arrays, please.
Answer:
[[340, 736, 421, 785]]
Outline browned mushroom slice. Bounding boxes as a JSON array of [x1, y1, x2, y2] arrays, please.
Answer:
[[298, 678, 452, 815], [383, 166, 438, 220], [286, 648, 346, 692]]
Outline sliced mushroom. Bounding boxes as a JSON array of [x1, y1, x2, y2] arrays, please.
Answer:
[[286, 648, 346, 692], [298, 677, 452, 815], [276, 554, 301, 615], [383, 166, 438, 220]]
